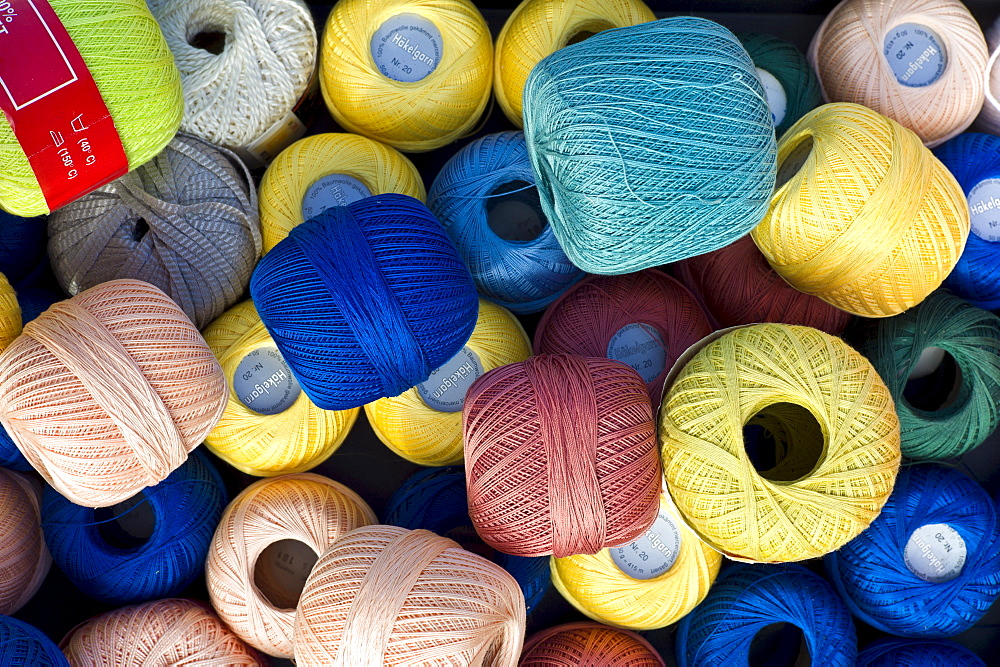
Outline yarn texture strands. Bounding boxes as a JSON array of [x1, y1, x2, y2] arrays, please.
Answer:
[[856, 638, 986, 667], [520, 622, 665, 667], [48, 134, 261, 330], [0, 616, 67, 667], [738, 32, 822, 135], [752, 103, 969, 318], [977, 17, 1000, 135], [0, 469, 50, 616], [523, 16, 776, 274]]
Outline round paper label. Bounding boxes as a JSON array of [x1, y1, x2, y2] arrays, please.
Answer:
[[416, 346, 483, 412], [610, 508, 681, 580], [370, 13, 442, 83], [756, 67, 787, 127], [904, 523, 966, 583], [234, 346, 301, 416], [967, 178, 1000, 242], [883, 23, 947, 88], [301, 174, 372, 221], [607, 323, 667, 384]]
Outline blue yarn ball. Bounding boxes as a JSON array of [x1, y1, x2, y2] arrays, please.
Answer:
[[676, 563, 856, 667], [933, 133, 1000, 309], [522, 16, 776, 275], [825, 464, 1000, 638], [428, 131, 585, 314], [250, 193, 479, 411], [41, 449, 227, 605], [384, 466, 551, 613], [0, 212, 46, 286], [857, 638, 985, 667], [0, 616, 67, 666]]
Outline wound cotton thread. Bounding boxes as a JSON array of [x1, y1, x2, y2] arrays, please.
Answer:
[[520, 622, 665, 667], [976, 16, 1000, 135], [0, 273, 19, 352], [0, 469, 50, 616], [857, 638, 986, 667], [739, 32, 822, 135], [0, 616, 67, 667]]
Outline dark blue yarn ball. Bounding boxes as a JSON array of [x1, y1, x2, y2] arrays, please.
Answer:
[[41, 449, 227, 605], [0, 212, 46, 286], [857, 638, 985, 667], [250, 193, 479, 411], [0, 615, 67, 666], [384, 466, 551, 613]]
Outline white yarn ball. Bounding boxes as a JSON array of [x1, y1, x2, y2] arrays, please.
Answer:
[[977, 16, 1000, 135]]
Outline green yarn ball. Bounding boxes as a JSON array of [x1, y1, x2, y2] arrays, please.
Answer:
[[738, 32, 822, 136]]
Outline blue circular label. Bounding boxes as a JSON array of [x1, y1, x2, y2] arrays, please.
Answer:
[[370, 13, 442, 83], [883, 23, 947, 88]]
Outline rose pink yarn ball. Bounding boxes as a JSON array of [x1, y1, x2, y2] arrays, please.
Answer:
[[520, 621, 665, 667]]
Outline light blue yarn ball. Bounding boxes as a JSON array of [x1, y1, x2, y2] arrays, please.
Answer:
[[428, 131, 585, 314], [523, 16, 777, 275]]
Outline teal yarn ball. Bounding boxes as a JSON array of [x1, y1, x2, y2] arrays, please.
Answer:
[[738, 33, 822, 136], [522, 16, 776, 275]]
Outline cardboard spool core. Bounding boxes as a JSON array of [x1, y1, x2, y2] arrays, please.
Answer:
[[254, 538, 319, 610], [96, 491, 155, 550]]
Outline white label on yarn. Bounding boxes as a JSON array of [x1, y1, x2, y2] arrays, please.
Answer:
[[237, 112, 308, 170], [607, 323, 667, 384], [755, 67, 787, 127], [904, 523, 966, 583], [109, 492, 155, 541], [371, 13, 442, 83], [610, 508, 681, 580], [967, 178, 1000, 242], [416, 346, 483, 412], [884, 23, 947, 88], [302, 174, 373, 220], [234, 346, 301, 415]]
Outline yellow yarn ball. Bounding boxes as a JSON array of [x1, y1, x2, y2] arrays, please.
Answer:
[[550, 492, 721, 631], [259, 133, 426, 252], [0, 274, 20, 353], [494, 0, 655, 127], [319, 0, 493, 152], [659, 323, 901, 563], [751, 102, 968, 318], [365, 299, 531, 466], [203, 300, 359, 477]]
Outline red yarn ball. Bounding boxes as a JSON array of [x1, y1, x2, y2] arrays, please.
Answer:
[[463, 354, 660, 558], [521, 622, 665, 667]]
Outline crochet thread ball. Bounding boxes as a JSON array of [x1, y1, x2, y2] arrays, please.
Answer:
[[523, 16, 776, 274], [47, 134, 261, 330], [207, 473, 376, 658], [751, 103, 969, 318], [319, 0, 493, 153], [809, 0, 988, 148], [60, 598, 264, 665], [384, 466, 550, 613], [259, 133, 425, 253], [533, 270, 713, 404], [977, 16, 1000, 135], [0, 273, 20, 352], [293, 525, 526, 666], [0, 469, 50, 615], [0, 616, 67, 667], [826, 464, 1000, 638], [0, 212, 46, 285], [464, 354, 660, 558], [250, 194, 479, 411], [520, 622, 665, 667], [493, 0, 655, 127], [738, 32, 822, 135], [0, 279, 227, 508], [203, 300, 359, 477], [428, 131, 585, 314], [857, 638, 986, 667], [366, 299, 531, 467]]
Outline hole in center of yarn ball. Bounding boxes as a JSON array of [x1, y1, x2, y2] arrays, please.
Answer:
[[132, 218, 150, 243], [775, 137, 814, 190], [486, 180, 545, 243], [443, 525, 497, 562], [743, 402, 825, 483], [567, 30, 599, 45], [748, 623, 810, 667], [254, 539, 318, 610], [95, 492, 155, 550], [903, 349, 963, 412], [189, 30, 226, 55]]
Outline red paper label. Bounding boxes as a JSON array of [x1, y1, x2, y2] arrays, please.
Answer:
[[0, 0, 128, 211]]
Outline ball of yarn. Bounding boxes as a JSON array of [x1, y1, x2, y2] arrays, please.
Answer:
[[674, 236, 852, 336], [0, 279, 227, 507], [751, 103, 969, 318], [149, 0, 317, 157], [319, 0, 493, 152], [464, 354, 660, 558], [203, 300, 359, 476], [47, 133, 260, 330], [739, 32, 822, 136], [0, 0, 183, 217], [520, 621, 664, 667], [0, 469, 50, 615], [207, 473, 376, 658], [852, 290, 1000, 460], [250, 193, 479, 411], [826, 464, 1000, 637], [428, 131, 585, 314], [259, 133, 425, 253], [676, 563, 857, 667], [494, 0, 655, 127], [0, 616, 67, 667], [932, 133, 1000, 309], [0, 273, 20, 352], [550, 492, 722, 631], [660, 323, 901, 562], [976, 17, 1000, 135], [809, 0, 987, 148], [857, 638, 985, 667], [0, 213, 46, 285], [60, 598, 264, 665], [366, 299, 531, 467], [384, 466, 550, 612], [534, 270, 713, 403], [523, 16, 776, 274], [293, 525, 526, 665]]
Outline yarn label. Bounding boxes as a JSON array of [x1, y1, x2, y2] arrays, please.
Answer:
[[370, 13, 442, 82], [0, 0, 129, 211], [416, 346, 483, 412], [234, 346, 301, 415], [883, 24, 947, 88], [755, 68, 787, 128], [236, 69, 319, 169], [301, 173, 373, 220], [966, 178, 1000, 242], [904, 523, 966, 583], [607, 323, 666, 385], [609, 508, 681, 580]]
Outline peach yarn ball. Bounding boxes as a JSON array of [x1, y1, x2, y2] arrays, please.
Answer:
[[0, 468, 50, 615]]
